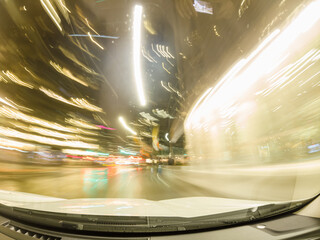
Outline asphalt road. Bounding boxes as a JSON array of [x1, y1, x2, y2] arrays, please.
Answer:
[[0, 163, 215, 200], [1, 160, 319, 201]]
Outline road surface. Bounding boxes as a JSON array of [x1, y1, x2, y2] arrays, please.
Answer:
[[0, 163, 215, 200], [1, 161, 319, 201]]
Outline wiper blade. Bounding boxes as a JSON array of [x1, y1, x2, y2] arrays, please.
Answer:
[[0, 198, 313, 234]]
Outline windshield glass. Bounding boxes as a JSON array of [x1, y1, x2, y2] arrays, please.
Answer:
[[0, 0, 319, 227]]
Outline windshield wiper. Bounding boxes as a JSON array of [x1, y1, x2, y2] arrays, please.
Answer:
[[0, 197, 314, 234]]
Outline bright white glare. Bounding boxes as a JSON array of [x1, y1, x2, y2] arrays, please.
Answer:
[[256, 225, 266, 229], [165, 133, 169, 142], [119, 116, 137, 135], [246, 29, 280, 63], [62, 149, 99, 156], [185, 87, 213, 128], [133, 5, 146, 106], [186, 0, 320, 127]]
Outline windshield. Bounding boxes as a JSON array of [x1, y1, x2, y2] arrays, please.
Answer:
[[0, 0, 319, 232]]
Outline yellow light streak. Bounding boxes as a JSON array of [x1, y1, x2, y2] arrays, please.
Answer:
[[162, 62, 171, 74], [66, 118, 99, 130], [13, 123, 96, 142], [88, 32, 104, 50], [58, 0, 71, 13], [40, 0, 62, 32], [71, 98, 103, 112], [2, 71, 33, 89], [0, 105, 98, 135], [39, 87, 103, 112], [0, 126, 98, 149], [0, 137, 35, 151], [0, 97, 17, 109], [50, 61, 89, 87], [85, 18, 99, 35]]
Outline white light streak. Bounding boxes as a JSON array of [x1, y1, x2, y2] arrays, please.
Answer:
[[166, 58, 174, 67], [62, 149, 103, 156], [151, 44, 161, 57], [119, 117, 137, 135], [303, 70, 320, 87], [165, 133, 169, 142], [133, 5, 146, 106], [166, 46, 175, 59], [159, 45, 166, 57], [280, 62, 315, 89], [40, 0, 62, 32], [161, 81, 172, 92], [156, 44, 165, 57], [162, 46, 171, 58], [142, 49, 155, 63]]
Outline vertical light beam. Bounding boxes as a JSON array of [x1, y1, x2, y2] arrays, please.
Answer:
[[133, 5, 146, 106]]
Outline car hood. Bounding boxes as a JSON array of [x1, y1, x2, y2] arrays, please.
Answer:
[[0, 190, 275, 217]]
